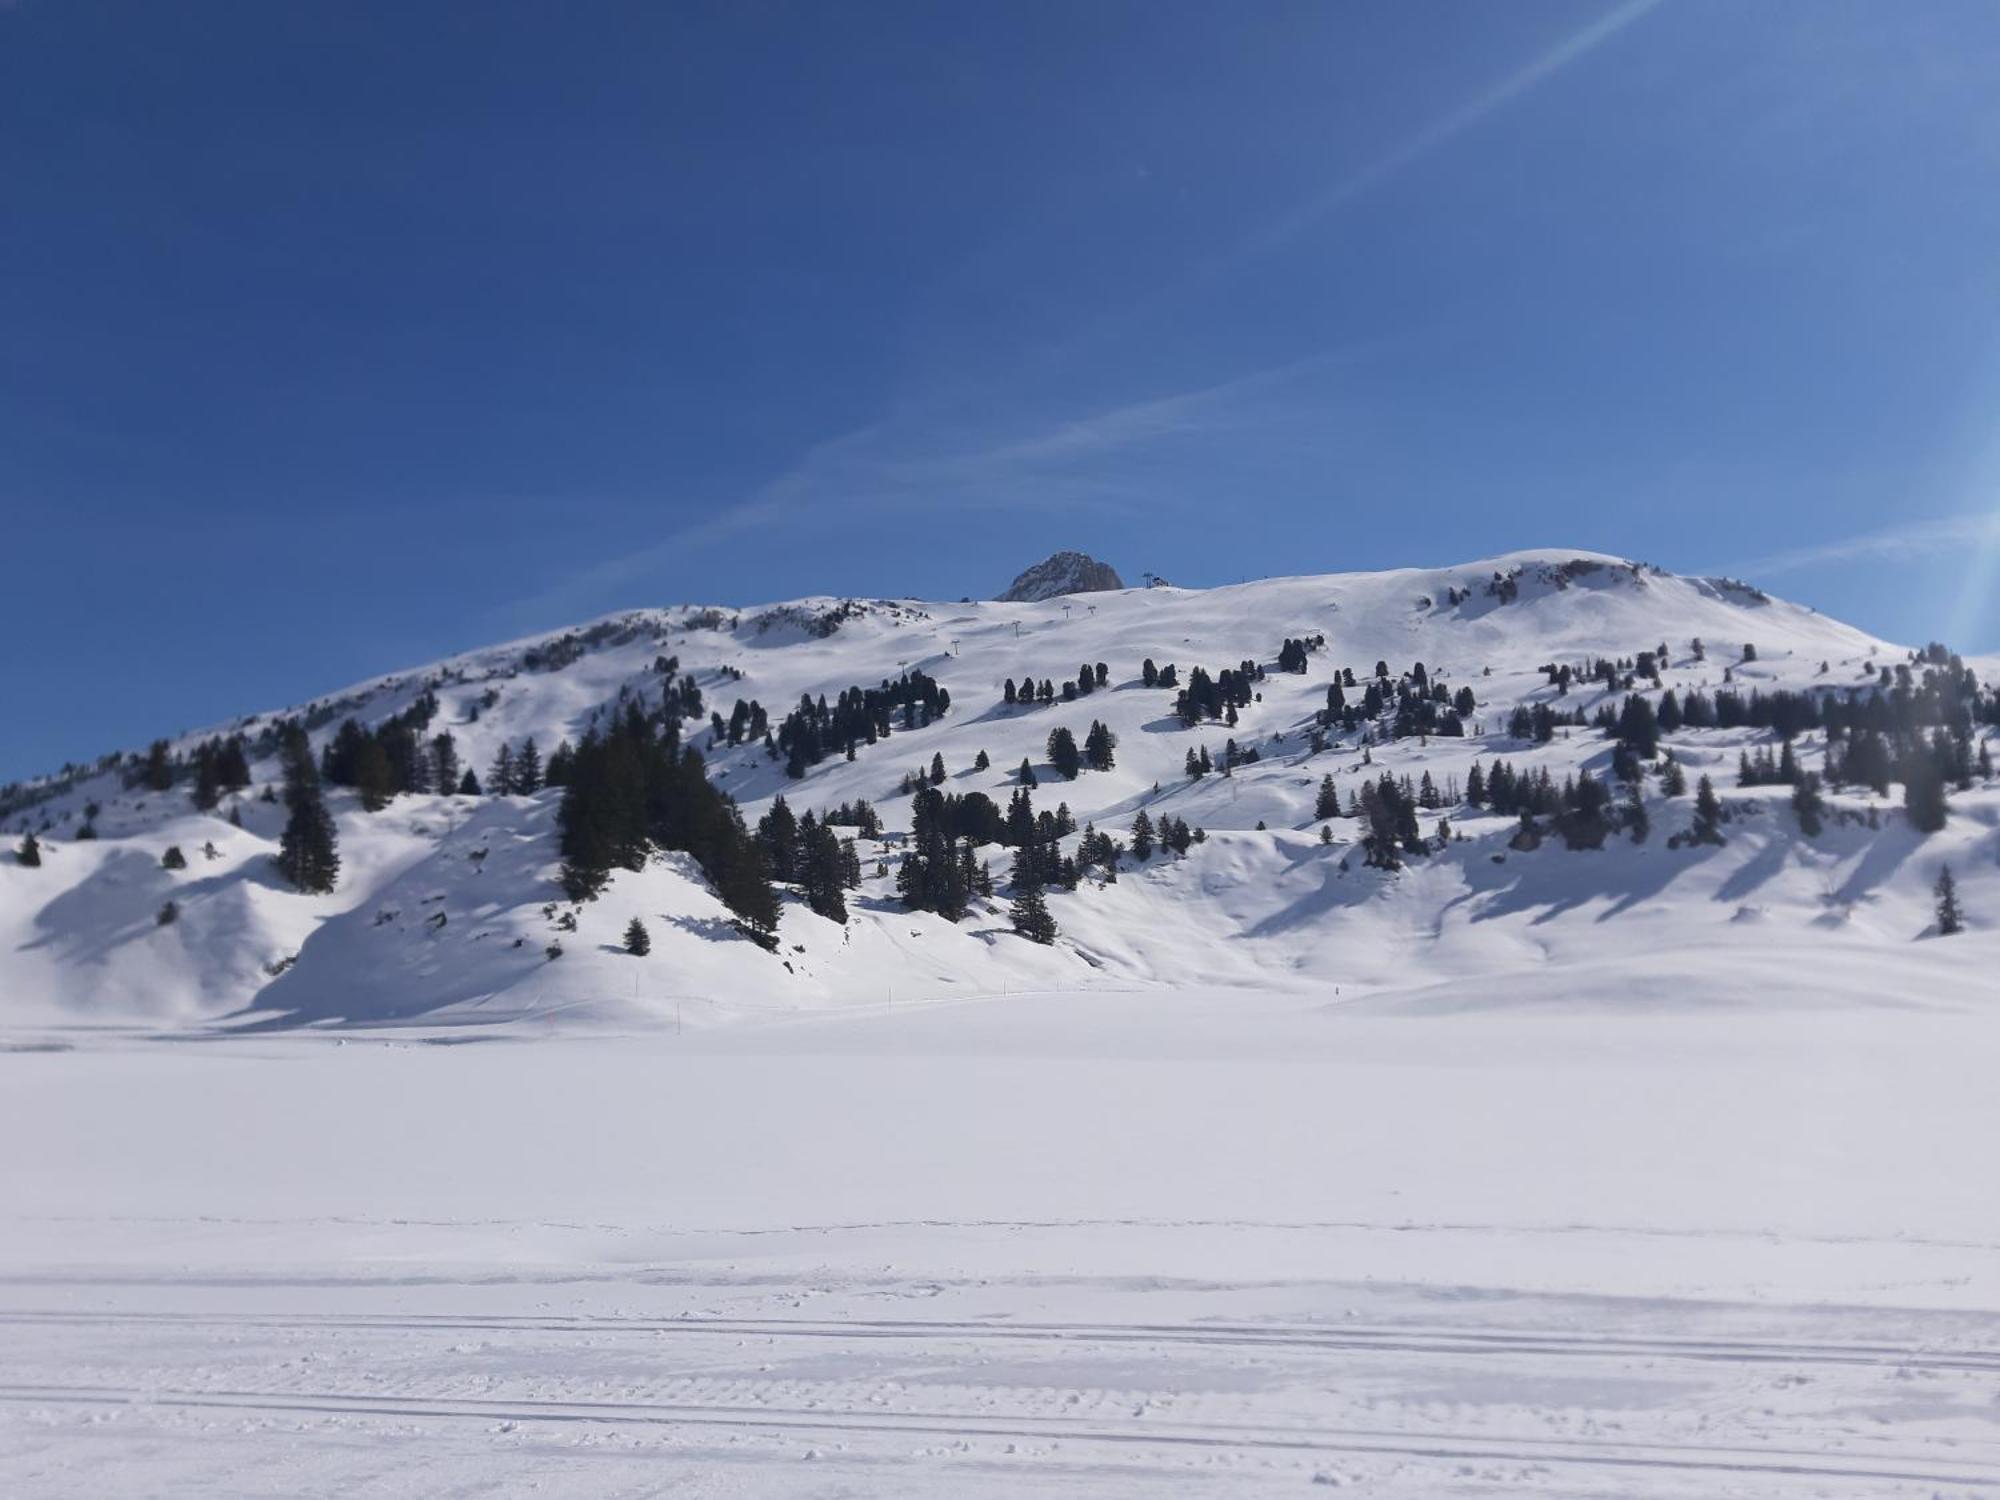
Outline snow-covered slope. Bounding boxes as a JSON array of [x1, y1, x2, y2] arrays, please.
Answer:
[[3, 549, 1993, 1030]]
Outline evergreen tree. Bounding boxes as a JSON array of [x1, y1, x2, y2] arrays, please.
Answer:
[[1904, 753, 1948, 834], [929, 752, 947, 786], [1083, 720, 1117, 772], [1129, 810, 1154, 861], [799, 813, 849, 923], [543, 739, 575, 787], [192, 750, 223, 812], [141, 739, 174, 793], [1660, 754, 1688, 797], [1018, 757, 1038, 788], [1314, 774, 1340, 819], [758, 795, 800, 883], [623, 916, 651, 955], [1689, 774, 1726, 846], [16, 832, 41, 867], [1008, 846, 1057, 944], [432, 733, 462, 797], [489, 743, 516, 797], [353, 735, 396, 813], [515, 739, 543, 794], [1791, 773, 1824, 838], [161, 844, 187, 870], [973, 749, 990, 771], [459, 768, 482, 795], [1935, 864, 1965, 936], [274, 725, 340, 893], [1046, 726, 1082, 780], [156, 899, 179, 926]]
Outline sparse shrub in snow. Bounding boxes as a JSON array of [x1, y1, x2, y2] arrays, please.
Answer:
[[156, 900, 179, 926]]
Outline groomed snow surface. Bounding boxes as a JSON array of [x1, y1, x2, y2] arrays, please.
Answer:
[[4, 990, 1999, 1497], [3, 551, 1998, 1493]]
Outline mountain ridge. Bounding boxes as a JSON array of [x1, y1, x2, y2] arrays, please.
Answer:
[[2, 547, 1992, 1033]]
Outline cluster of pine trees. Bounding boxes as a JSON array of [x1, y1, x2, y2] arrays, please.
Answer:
[[1174, 662, 1260, 727], [1002, 662, 1111, 707], [1274, 633, 1325, 673], [756, 796, 861, 922], [1506, 702, 1589, 743], [1139, 659, 1180, 689], [712, 698, 771, 747], [1314, 671, 1472, 742], [125, 734, 254, 807], [1040, 722, 1117, 779], [317, 694, 466, 810], [821, 798, 884, 837], [895, 785, 996, 921], [1126, 809, 1198, 860], [776, 671, 949, 779], [555, 699, 780, 944]]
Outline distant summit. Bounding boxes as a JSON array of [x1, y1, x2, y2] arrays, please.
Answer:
[[997, 551, 1125, 603]]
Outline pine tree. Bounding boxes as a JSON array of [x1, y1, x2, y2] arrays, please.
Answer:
[[1935, 864, 1964, 936], [1018, 757, 1038, 788], [799, 814, 849, 923], [274, 726, 340, 893], [489, 743, 516, 797], [758, 795, 800, 883], [1660, 754, 1687, 797], [1689, 774, 1726, 846], [432, 733, 462, 797], [1791, 773, 1824, 838], [1129, 810, 1154, 861], [1046, 726, 1082, 780], [141, 739, 174, 793], [623, 916, 651, 955], [1008, 846, 1057, 945], [929, 751, 947, 785], [1904, 753, 1948, 834], [459, 768, 482, 795], [973, 749, 990, 771], [1314, 774, 1340, 820], [16, 832, 41, 867], [192, 751, 223, 812], [515, 739, 543, 794], [156, 899, 179, 926], [161, 844, 187, 870], [353, 736, 396, 813], [1083, 720, 1117, 772]]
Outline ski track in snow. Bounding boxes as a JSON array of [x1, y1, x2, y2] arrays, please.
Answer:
[[5, 1281, 2000, 1496]]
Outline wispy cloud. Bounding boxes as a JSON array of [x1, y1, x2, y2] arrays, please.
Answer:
[[508, 352, 1351, 624], [1241, 0, 1665, 259], [1728, 512, 2000, 578]]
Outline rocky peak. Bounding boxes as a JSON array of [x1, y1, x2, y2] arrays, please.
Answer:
[[996, 551, 1125, 603]]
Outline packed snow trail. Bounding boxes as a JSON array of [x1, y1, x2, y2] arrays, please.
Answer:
[[4, 989, 1999, 1495]]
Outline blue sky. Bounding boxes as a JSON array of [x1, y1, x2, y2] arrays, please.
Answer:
[[6, 1, 2000, 780]]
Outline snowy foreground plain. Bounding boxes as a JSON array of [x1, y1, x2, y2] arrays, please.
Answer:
[[4, 552, 2000, 1493], [4, 976, 1999, 1497]]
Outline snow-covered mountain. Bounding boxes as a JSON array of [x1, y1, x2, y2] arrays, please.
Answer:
[[3, 548, 1994, 1031]]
